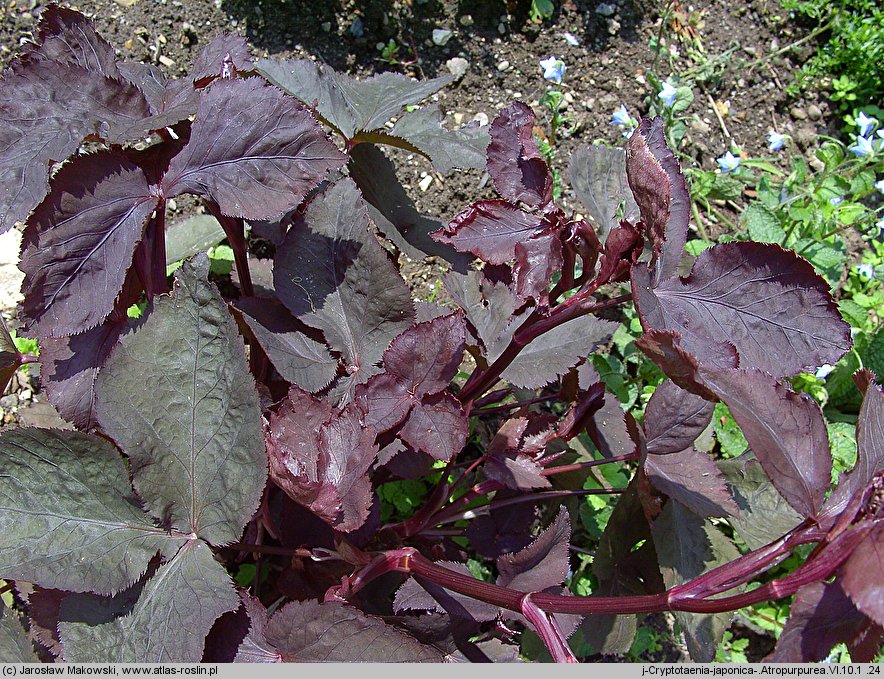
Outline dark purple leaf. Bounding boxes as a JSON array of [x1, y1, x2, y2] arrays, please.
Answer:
[[717, 452, 803, 551], [651, 500, 741, 661], [556, 382, 606, 442], [0, 59, 152, 231], [644, 379, 714, 455], [41, 317, 129, 431], [96, 257, 266, 544], [400, 392, 468, 461], [433, 199, 546, 265], [117, 62, 199, 122], [634, 327, 735, 400], [266, 388, 377, 532], [163, 77, 346, 220], [19, 151, 157, 338], [770, 581, 882, 662], [394, 562, 500, 624], [823, 380, 884, 522], [496, 507, 570, 592], [386, 106, 488, 174], [595, 221, 643, 286], [500, 314, 617, 389], [645, 448, 739, 517], [256, 599, 444, 662], [234, 296, 337, 393], [583, 391, 639, 459], [25, 4, 119, 77], [348, 143, 472, 268], [513, 231, 563, 307], [631, 243, 851, 378], [700, 368, 831, 518], [841, 523, 884, 628], [465, 499, 535, 560], [274, 178, 415, 401], [257, 58, 451, 139], [233, 594, 281, 663], [487, 102, 552, 207], [485, 416, 553, 490], [0, 600, 39, 662], [190, 34, 254, 82], [625, 117, 690, 283], [0, 317, 21, 398], [568, 144, 640, 242]]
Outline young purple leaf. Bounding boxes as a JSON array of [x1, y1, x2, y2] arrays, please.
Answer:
[[699, 368, 832, 518], [625, 117, 690, 283], [190, 34, 254, 83], [0, 317, 21, 398], [513, 230, 564, 307], [486, 102, 553, 207], [163, 77, 347, 220], [631, 242, 851, 379], [19, 151, 157, 338], [485, 416, 553, 490], [769, 581, 883, 662], [643, 379, 714, 455], [398, 392, 468, 461], [594, 220, 644, 287]]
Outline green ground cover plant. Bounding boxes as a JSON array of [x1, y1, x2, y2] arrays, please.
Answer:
[[0, 4, 882, 665]]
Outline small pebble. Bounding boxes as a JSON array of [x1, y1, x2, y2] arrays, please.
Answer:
[[158, 55, 175, 67], [418, 175, 433, 192], [496, 60, 510, 72], [596, 3, 616, 16], [472, 112, 489, 127], [790, 106, 807, 121], [432, 28, 452, 46], [807, 104, 822, 121], [459, 14, 474, 26], [446, 57, 469, 79], [321, 22, 331, 32]]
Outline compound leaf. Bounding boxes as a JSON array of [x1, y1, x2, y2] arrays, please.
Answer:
[[0, 428, 181, 595], [96, 256, 266, 544], [19, 151, 157, 338], [60, 540, 238, 662], [700, 368, 831, 518], [163, 77, 346, 220], [632, 242, 851, 378]]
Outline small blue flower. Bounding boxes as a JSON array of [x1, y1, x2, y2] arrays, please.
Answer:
[[539, 56, 566, 84], [875, 179, 884, 195], [716, 151, 741, 173], [849, 135, 875, 157], [830, 196, 844, 206], [610, 104, 634, 128], [856, 112, 878, 137], [562, 32, 580, 46], [658, 81, 677, 108], [767, 130, 786, 152], [857, 263, 875, 279], [815, 364, 835, 380]]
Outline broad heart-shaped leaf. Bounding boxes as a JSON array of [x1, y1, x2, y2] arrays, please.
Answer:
[[163, 77, 346, 221], [60, 540, 238, 662], [770, 581, 883, 662], [650, 500, 741, 662], [717, 452, 803, 551], [399, 392, 469, 461], [486, 102, 553, 208], [822, 379, 884, 523], [348, 144, 472, 268], [499, 314, 617, 389], [631, 242, 851, 378], [256, 57, 451, 139], [96, 256, 266, 545], [234, 296, 338, 393], [432, 199, 546, 265], [0, 603, 38, 662], [699, 368, 832, 518], [643, 379, 714, 455], [0, 428, 182, 595], [274, 178, 415, 400], [0, 58, 154, 231], [258, 599, 443, 662], [568, 144, 640, 242], [40, 317, 130, 431], [841, 523, 884, 628], [625, 116, 690, 283], [24, 4, 119, 78], [19, 151, 157, 338], [385, 105, 488, 174], [644, 448, 739, 517], [266, 388, 377, 532]]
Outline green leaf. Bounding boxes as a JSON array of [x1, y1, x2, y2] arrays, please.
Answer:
[[651, 500, 741, 661], [96, 256, 267, 545], [828, 421, 857, 480], [0, 428, 181, 595], [713, 402, 748, 458], [0, 603, 39, 662], [707, 174, 743, 201], [837, 299, 869, 330], [60, 540, 238, 662], [861, 326, 884, 378], [685, 239, 714, 255], [794, 239, 846, 287], [742, 204, 785, 243]]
